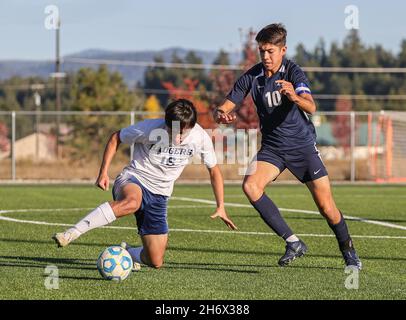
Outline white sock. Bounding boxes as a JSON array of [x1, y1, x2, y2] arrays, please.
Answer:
[[127, 247, 144, 264], [69, 202, 116, 236], [286, 235, 300, 243]]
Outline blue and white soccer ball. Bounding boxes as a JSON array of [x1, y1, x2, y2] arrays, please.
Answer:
[[96, 246, 133, 281]]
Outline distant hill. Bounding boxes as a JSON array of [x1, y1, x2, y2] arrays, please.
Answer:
[[0, 48, 242, 87]]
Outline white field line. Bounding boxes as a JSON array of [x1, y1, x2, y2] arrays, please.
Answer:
[[5, 198, 405, 232], [172, 197, 406, 231], [0, 205, 215, 214], [1, 201, 406, 240], [0, 214, 405, 240], [224, 194, 406, 199]]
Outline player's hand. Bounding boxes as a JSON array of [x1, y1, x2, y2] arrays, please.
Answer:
[[275, 80, 298, 102], [95, 173, 109, 191], [210, 206, 238, 230], [213, 108, 237, 124]]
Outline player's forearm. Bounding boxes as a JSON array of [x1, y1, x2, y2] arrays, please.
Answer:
[[99, 131, 121, 175], [208, 165, 225, 208], [293, 95, 317, 114]]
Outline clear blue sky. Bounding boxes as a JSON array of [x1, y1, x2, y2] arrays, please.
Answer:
[[1, 0, 405, 60]]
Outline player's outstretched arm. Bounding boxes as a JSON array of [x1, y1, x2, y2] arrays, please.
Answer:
[[207, 165, 238, 230], [95, 130, 121, 191], [213, 99, 237, 124]]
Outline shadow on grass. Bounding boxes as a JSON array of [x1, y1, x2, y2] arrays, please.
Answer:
[[57, 275, 104, 281], [167, 246, 406, 262], [0, 254, 342, 273], [0, 255, 96, 271], [0, 256, 108, 281], [164, 261, 342, 271], [0, 238, 114, 248], [350, 217, 406, 223], [167, 245, 286, 257], [163, 262, 260, 274]]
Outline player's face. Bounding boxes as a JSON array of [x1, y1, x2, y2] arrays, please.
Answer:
[[258, 42, 287, 74]]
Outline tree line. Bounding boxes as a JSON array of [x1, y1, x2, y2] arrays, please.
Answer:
[[0, 30, 405, 158]]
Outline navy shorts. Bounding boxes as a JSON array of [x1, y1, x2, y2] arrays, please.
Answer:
[[112, 171, 169, 236], [256, 143, 328, 183]]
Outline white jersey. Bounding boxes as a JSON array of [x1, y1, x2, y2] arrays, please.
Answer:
[[119, 119, 217, 196]]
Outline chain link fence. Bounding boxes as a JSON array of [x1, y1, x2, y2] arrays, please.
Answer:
[[0, 110, 404, 182]]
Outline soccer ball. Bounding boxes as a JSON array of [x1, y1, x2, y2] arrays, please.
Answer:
[[96, 246, 133, 281]]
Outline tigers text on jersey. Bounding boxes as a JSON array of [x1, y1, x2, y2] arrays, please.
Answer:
[[227, 58, 317, 151], [119, 119, 217, 197]]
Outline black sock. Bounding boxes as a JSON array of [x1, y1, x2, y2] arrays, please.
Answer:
[[251, 193, 294, 240], [328, 212, 353, 250]]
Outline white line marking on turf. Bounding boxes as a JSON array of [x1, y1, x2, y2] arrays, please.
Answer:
[[172, 196, 406, 231], [0, 205, 214, 214], [0, 208, 93, 213], [224, 194, 406, 199], [0, 208, 406, 240]]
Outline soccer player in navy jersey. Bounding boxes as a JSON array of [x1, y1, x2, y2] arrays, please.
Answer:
[[213, 23, 362, 269]]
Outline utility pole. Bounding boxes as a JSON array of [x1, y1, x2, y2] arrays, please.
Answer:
[[55, 17, 61, 159], [51, 17, 65, 159]]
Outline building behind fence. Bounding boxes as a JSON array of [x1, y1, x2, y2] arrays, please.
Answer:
[[0, 110, 405, 182]]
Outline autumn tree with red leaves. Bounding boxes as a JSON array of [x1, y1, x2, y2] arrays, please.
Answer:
[[0, 122, 10, 153], [162, 78, 216, 129], [144, 31, 262, 130], [210, 30, 259, 130], [235, 29, 260, 130], [332, 98, 352, 149]]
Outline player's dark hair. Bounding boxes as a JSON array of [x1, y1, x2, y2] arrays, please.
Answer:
[[165, 99, 197, 131], [255, 23, 287, 47]]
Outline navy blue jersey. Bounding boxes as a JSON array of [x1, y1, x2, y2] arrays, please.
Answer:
[[227, 58, 317, 151]]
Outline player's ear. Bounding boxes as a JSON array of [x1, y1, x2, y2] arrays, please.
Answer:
[[281, 46, 287, 56]]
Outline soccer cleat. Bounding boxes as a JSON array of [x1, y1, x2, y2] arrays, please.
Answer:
[[52, 229, 79, 247], [340, 239, 362, 270], [342, 250, 362, 270], [278, 239, 308, 267], [120, 241, 141, 271], [132, 262, 141, 271], [120, 241, 129, 250]]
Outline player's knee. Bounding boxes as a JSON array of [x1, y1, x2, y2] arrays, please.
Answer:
[[319, 202, 336, 218], [242, 180, 262, 201], [149, 259, 164, 269], [143, 250, 164, 269], [152, 263, 163, 269], [120, 197, 139, 214], [242, 180, 253, 195]]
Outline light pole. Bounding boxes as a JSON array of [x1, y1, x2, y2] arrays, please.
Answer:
[[50, 17, 66, 159], [56, 17, 61, 158]]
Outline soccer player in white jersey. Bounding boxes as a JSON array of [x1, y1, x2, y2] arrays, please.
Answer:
[[53, 99, 237, 269]]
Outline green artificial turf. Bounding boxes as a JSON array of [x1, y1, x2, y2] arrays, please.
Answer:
[[0, 184, 405, 300]]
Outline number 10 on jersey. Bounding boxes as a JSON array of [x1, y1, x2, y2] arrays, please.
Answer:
[[265, 91, 282, 108]]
